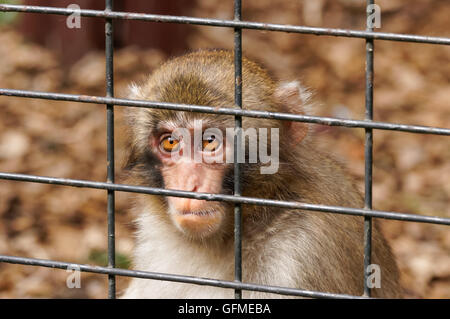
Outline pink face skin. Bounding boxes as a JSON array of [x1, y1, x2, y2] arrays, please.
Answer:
[[151, 125, 229, 239]]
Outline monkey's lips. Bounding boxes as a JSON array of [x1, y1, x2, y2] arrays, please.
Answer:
[[179, 209, 217, 216], [172, 209, 223, 236]]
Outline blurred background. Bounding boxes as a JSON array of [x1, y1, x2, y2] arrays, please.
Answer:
[[0, 0, 448, 298]]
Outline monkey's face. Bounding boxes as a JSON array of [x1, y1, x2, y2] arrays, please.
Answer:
[[126, 50, 311, 240], [149, 120, 233, 239]]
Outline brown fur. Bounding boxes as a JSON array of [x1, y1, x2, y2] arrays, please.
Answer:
[[122, 49, 402, 298]]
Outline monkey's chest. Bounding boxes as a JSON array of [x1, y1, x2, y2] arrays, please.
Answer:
[[131, 240, 297, 298]]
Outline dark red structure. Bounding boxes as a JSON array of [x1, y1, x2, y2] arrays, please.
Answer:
[[19, 0, 192, 64]]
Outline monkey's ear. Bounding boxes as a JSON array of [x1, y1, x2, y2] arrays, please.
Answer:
[[128, 82, 143, 99], [274, 81, 311, 144]]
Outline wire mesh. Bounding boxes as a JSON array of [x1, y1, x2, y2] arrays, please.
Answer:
[[0, 2, 449, 299]]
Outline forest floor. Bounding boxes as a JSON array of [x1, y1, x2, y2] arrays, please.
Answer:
[[0, 0, 449, 298]]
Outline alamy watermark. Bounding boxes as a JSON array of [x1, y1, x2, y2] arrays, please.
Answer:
[[367, 4, 381, 29], [66, 4, 81, 29], [366, 264, 381, 289], [63, 3, 381, 30], [66, 264, 81, 289], [162, 120, 280, 174]]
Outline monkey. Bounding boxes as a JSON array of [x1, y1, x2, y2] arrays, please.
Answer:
[[120, 49, 402, 298]]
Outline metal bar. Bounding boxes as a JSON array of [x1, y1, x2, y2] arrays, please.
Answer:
[[1, 89, 449, 136], [0, 255, 365, 299], [233, 0, 243, 300], [1, 172, 449, 226], [105, 0, 116, 299], [363, 0, 374, 297], [0, 4, 449, 45], [0, 2, 448, 301]]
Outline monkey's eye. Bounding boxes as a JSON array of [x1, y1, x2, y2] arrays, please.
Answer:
[[160, 136, 180, 153], [202, 135, 221, 152]]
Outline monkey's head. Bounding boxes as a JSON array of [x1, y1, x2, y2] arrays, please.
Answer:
[[124, 49, 311, 241]]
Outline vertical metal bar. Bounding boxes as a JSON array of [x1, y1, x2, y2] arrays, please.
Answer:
[[233, 0, 243, 300], [105, 0, 116, 299], [363, 0, 374, 297]]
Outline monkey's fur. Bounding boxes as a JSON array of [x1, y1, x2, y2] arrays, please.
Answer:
[[122, 49, 402, 298]]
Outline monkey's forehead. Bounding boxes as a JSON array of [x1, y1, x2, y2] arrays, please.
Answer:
[[131, 108, 278, 135], [154, 111, 233, 130], [136, 109, 233, 132], [160, 49, 274, 85], [141, 51, 276, 104]]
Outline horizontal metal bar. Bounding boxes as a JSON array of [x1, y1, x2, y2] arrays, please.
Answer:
[[1, 89, 449, 136], [0, 4, 449, 45], [0, 255, 364, 299], [0, 172, 449, 226]]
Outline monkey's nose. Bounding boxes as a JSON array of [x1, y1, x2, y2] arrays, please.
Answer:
[[184, 174, 200, 192], [171, 197, 206, 213]]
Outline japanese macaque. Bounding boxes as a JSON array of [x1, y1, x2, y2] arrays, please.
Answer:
[[121, 49, 402, 298]]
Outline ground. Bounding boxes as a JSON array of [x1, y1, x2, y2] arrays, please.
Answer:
[[0, 0, 448, 298]]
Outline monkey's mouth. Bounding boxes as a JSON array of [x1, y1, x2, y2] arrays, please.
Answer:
[[172, 208, 223, 237], [179, 209, 217, 216]]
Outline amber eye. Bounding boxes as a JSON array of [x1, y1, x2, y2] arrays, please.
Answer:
[[160, 136, 180, 153], [202, 135, 221, 152]]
